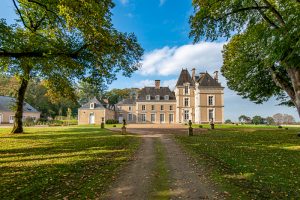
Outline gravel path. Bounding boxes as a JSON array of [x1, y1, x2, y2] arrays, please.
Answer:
[[105, 128, 223, 200]]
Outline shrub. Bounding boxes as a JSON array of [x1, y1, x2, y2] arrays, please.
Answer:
[[106, 119, 119, 124], [113, 125, 116, 127], [278, 126, 283, 129], [199, 125, 203, 128], [23, 117, 35, 127]]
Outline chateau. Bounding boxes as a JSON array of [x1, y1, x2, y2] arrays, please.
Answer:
[[116, 69, 224, 124], [78, 68, 224, 125]]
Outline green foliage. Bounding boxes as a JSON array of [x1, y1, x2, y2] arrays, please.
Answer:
[[252, 115, 264, 125], [176, 128, 300, 199], [0, 126, 140, 199], [225, 119, 232, 124], [105, 119, 119, 124], [104, 88, 133, 105], [238, 115, 252, 123], [190, 0, 300, 108], [265, 116, 275, 125]]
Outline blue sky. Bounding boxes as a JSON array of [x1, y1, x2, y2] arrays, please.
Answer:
[[0, 0, 297, 121]]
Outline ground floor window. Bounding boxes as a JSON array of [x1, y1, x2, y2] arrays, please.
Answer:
[[128, 113, 133, 121], [184, 110, 189, 121], [141, 114, 146, 122], [209, 109, 214, 121], [169, 113, 174, 123], [151, 114, 155, 122], [160, 114, 165, 123]]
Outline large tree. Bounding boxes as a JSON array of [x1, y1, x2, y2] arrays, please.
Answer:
[[190, 1, 300, 116], [0, 0, 143, 133]]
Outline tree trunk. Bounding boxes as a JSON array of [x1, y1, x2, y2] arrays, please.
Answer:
[[11, 77, 29, 134], [287, 67, 300, 118]]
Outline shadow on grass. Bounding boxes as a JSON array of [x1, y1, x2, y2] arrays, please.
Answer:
[[0, 127, 139, 199]]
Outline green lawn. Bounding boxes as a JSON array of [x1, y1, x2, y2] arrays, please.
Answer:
[[175, 127, 300, 199], [0, 126, 140, 199]]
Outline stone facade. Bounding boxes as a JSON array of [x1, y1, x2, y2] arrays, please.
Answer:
[[117, 69, 224, 124]]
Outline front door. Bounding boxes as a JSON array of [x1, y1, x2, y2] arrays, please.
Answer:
[[0, 114, 2, 124], [9, 116, 14, 124], [118, 117, 123, 123], [89, 113, 95, 124]]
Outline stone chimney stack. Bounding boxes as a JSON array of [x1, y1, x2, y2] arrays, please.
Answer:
[[213, 71, 219, 82], [155, 80, 160, 89], [191, 68, 196, 81]]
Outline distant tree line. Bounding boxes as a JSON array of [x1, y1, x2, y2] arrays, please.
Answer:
[[225, 113, 295, 125]]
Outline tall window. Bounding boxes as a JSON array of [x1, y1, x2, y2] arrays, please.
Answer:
[[141, 114, 146, 122], [160, 114, 165, 123], [209, 109, 214, 121], [146, 95, 151, 100], [142, 105, 146, 111], [151, 114, 156, 122], [90, 103, 95, 109], [128, 113, 133, 121], [161, 105, 164, 110], [151, 105, 155, 110], [169, 114, 174, 123], [184, 98, 189, 107], [184, 110, 189, 121], [129, 106, 132, 111], [155, 95, 160, 100], [184, 85, 189, 95], [208, 96, 214, 106], [170, 105, 173, 110]]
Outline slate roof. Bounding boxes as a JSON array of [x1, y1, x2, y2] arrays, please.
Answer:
[[116, 98, 136, 105], [79, 97, 106, 110], [197, 73, 222, 87], [176, 69, 195, 86], [137, 87, 176, 101], [0, 96, 39, 112]]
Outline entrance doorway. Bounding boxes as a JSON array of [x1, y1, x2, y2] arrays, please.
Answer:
[[89, 113, 95, 124]]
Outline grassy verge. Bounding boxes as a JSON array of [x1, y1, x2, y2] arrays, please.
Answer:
[[192, 124, 296, 129], [150, 139, 171, 200], [175, 128, 300, 199], [0, 126, 140, 199]]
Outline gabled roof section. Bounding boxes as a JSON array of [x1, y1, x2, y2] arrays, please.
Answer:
[[176, 69, 195, 86], [79, 97, 106, 109], [0, 96, 39, 112], [137, 87, 176, 101], [197, 73, 222, 87]]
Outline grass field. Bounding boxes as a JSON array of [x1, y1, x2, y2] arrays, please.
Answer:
[[175, 127, 300, 199], [0, 126, 140, 199]]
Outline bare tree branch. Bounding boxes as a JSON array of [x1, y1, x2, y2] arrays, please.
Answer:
[[12, 0, 32, 31], [262, 0, 285, 26], [253, 0, 279, 29]]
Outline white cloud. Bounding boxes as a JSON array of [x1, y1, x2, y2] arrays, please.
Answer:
[[140, 42, 225, 76], [133, 79, 177, 90], [120, 0, 129, 5], [159, 0, 166, 6]]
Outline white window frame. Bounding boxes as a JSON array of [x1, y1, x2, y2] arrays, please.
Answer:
[[151, 105, 155, 111], [146, 95, 151, 100], [184, 110, 189, 121], [151, 113, 156, 123], [9, 115, 14, 124], [142, 105, 146, 111], [160, 113, 165, 123], [141, 114, 146, 122], [184, 97, 189, 107], [90, 103, 95, 109], [208, 95, 215, 106], [128, 113, 133, 121], [155, 95, 160, 100], [208, 108, 215, 121], [184, 84, 190, 95], [169, 113, 174, 123], [0, 113, 3, 124], [164, 95, 169, 100]]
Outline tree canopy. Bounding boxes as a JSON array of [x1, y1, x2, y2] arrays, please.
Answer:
[[190, 0, 300, 116], [0, 0, 143, 133]]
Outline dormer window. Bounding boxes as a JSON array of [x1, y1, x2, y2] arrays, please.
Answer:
[[90, 103, 95, 109], [155, 95, 160, 101], [164, 95, 169, 100], [146, 95, 151, 100]]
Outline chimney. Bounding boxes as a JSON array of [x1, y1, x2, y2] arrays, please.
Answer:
[[191, 68, 196, 81], [155, 80, 160, 89], [213, 71, 219, 82]]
